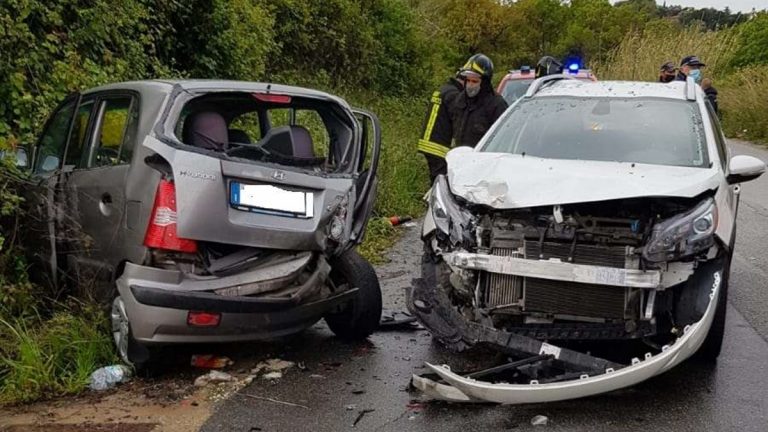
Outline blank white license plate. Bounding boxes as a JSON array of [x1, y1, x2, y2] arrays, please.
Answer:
[[230, 182, 314, 217]]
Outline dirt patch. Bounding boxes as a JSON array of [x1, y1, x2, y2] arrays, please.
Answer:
[[0, 375, 217, 432]]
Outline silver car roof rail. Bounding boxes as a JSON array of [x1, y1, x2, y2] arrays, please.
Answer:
[[524, 74, 577, 98], [684, 75, 697, 101]]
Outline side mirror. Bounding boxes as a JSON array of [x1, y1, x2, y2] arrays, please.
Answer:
[[727, 155, 766, 185], [15, 148, 28, 168]]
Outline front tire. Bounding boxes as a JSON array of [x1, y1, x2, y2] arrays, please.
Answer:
[[696, 256, 730, 362], [324, 250, 382, 340]]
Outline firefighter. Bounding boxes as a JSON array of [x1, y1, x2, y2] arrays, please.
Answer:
[[535, 55, 563, 78], [448, 54, 509, 149], [417, 66, 465, 183]]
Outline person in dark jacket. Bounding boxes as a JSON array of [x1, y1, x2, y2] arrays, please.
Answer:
[[418, 69, 465, 183], [702, 78, 719, 114], [449, 54, 509, 149], [659, 61, 677, 83]]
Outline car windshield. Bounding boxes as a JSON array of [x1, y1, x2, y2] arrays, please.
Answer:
[[500, 79, 534, 104], [482, 96, 709, 168]]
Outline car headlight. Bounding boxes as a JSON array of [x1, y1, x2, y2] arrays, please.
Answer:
[[430, 175, 474, 245], [642, 198, 718, 263]]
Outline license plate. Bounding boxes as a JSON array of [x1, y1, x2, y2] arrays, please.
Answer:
[[230, 182, 314, 218]]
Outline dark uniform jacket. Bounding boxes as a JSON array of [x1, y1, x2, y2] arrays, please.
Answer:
[[449, 82, 508, 148], [418, 77, 463, 159], [705, 86, 719, 114]]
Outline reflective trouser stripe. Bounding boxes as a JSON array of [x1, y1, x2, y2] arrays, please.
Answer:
[[418, 139, 449, 158]]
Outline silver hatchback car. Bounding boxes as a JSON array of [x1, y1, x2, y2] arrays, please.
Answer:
[[21, 80, 383, 371]]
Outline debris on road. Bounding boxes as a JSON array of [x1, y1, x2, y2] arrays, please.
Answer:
[[309, 374, 326, 379], [352, 409, 375, 427], [191, 354, 234, 369], [262, 371, 283, 380], [346, 404, 357, 411], [194, 370, 234, 387], [531, 415, 549, 426], [388, 215, 413, 226], [89, 365, 132, 391], [379, 309, 419, 330], [239, 393, 309, 409]]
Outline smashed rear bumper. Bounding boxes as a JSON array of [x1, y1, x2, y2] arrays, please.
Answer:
[[117, 255, 353, 344], [409, 266, 723, 404]]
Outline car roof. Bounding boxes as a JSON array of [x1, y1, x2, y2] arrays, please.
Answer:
[[533, 79, 690, 100], [82, 79, 345, 103]]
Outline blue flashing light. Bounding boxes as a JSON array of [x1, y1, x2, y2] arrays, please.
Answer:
[[568, 63, 579, 72]]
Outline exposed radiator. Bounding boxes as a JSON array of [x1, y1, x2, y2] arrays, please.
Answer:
[[482, 241, 633, 318], [482, 248, 523, 307], [524, 278, 628, 319], [525, 241, 628, 268]]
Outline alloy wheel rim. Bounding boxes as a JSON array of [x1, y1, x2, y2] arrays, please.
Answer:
[[111, 296, 132, 365]]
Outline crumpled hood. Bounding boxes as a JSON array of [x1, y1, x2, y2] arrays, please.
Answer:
[[446, 150, 721, 208]]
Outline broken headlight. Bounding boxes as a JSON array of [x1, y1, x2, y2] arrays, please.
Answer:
[[643, 197, 718, 263], [430, 175, 474, 245]]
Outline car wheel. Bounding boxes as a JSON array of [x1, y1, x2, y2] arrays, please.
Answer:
[[111, 295, 158, 375], [324, 250, 382, 340], [695, 256, 730, 362]]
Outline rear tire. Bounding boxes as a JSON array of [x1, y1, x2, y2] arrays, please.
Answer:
[[111, 295, 161, 376], [324, 250, 382, 340]]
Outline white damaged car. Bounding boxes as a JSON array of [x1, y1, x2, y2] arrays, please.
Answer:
[[408, 76, 766, 404]]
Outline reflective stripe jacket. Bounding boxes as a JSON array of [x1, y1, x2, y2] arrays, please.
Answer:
[[418, 78, 463, 159]]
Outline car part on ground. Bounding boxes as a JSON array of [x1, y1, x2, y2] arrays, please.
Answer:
[[410, 76, 765, 403]]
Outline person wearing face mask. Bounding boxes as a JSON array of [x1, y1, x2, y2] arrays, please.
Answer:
[[448, 53, 508, 149], [659, 61, 677, 83], [417, 64, 466, 183], [676, 55, 706, 83]]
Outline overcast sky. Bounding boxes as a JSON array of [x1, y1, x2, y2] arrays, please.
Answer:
[[608, 1, 766, 13], [652, 1, 766, 12]]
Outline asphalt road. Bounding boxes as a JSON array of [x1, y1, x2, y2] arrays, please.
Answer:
[[202, 139, 768, 432]]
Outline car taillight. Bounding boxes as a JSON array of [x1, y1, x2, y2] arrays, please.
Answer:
[[187, 311, 221, 327], [144, 179, 198, 253]]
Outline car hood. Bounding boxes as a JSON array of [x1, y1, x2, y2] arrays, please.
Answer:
[[446, 150, 721, 208]]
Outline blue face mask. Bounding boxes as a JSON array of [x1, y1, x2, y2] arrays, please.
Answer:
[[689, 69, 702, 83]]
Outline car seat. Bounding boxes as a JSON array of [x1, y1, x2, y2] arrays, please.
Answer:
[[261, 125, 315, 158], [182, 111, 228, 151], [228, 129, 252, 144]]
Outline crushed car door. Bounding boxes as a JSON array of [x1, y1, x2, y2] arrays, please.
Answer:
[[63, 94, 138, 302], [349, 109, 381, 247]]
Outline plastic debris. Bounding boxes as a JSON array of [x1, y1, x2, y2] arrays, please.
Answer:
[[251, 358, 295, 375], [310, 374, 326, 379], [191, 354, 234, 369], [353, 409, 375, 427], [89, 365, 132, 391], [346, 404, 357, 411], [262, 371, 283, 380], [194, 370, 234, 387], [531, 415, 549, 426], [379, 310, 419, 330]]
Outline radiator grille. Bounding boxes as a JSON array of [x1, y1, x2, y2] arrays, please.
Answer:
[[525, 242, 627, 268], [483, 248, 523, 307], [524, 278, 628, 319]]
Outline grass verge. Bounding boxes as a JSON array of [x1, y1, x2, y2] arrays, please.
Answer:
[[0, 302, 116, 404]]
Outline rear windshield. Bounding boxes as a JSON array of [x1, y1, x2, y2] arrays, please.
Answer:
[[482, 97, 709, 168], [171, 92, 356, 173], [500, 79, 533, 104]]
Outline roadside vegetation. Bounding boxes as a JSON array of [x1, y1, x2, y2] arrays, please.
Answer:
[[1, 0, 767, 404]]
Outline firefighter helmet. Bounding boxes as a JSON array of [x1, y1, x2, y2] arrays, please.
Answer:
[[535, 56, 563, 78], [460, 54, 494, 80]]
